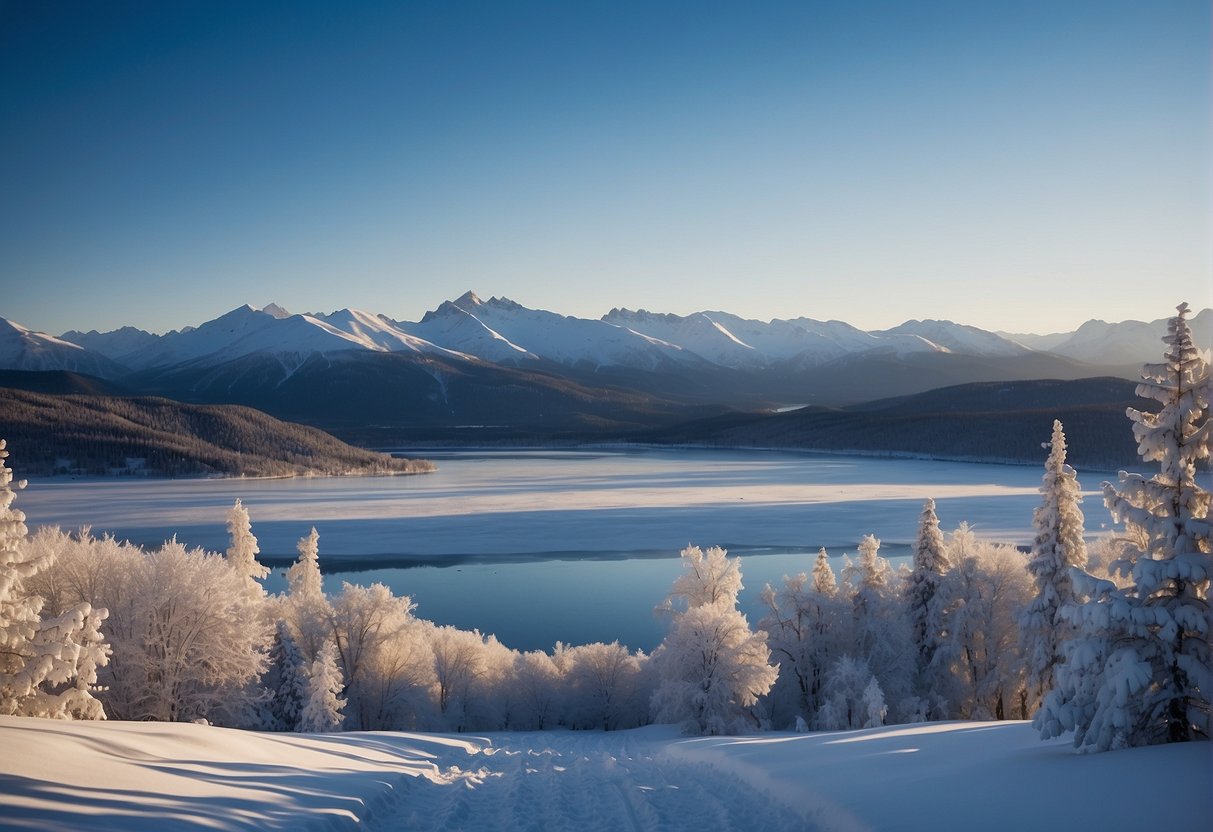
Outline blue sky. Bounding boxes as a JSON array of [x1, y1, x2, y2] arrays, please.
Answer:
[[1, 0, 1208, 335]]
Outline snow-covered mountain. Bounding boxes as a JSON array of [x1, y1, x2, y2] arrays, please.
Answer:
[[1041, 308, 1213, 366], [40, 295, 1213, 378], [59, 325, 160, 363], [409, 292, 699, 371], [874, 319, 1032, 357], [115, 304, 466, 370], [0, 318, 126, 379]]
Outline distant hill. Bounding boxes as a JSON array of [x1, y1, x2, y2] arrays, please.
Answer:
[[0, 387, 435, 477], [0, 369, 133, 396], [637, 377, 1155, 470]]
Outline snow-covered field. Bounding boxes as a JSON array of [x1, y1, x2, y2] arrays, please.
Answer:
[[1, 716, 1208, 831]]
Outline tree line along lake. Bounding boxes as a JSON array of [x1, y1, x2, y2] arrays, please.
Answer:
[[18, 447, 1094, 651]]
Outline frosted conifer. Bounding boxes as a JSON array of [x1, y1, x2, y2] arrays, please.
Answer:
[[225, 499, 269, 593], [299, 639, 346, 732], [906, 499, 949, 675], [0, 440, 110, 719], [1020, 421, 1088, 709], [1037, 303, 1211, 750]]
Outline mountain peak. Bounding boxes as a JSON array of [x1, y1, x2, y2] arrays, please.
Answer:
[[261, 303, 291, 319], [454, 291, 483, 307]]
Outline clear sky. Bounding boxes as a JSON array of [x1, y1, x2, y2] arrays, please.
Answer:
[[1, 0, 1209, 336]]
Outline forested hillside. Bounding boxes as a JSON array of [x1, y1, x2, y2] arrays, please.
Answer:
[[0, 387, 434, 477], [640, 378, 1151, 469]]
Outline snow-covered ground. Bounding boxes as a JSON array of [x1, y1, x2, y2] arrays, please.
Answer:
[[1, 716, 1208, 831]]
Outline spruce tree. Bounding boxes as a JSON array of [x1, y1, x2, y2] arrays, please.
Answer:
[[1037, 303, 1211, 750], [906, 499, 949, 676], [0, 440, 110, 719], [1019, 420, 1088, 710], [299, 638, 346, 733]]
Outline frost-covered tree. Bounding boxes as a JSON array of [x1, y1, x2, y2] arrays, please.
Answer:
[[1019, 420, 1088, 710], [652, 545, 778, 735], [0, 441, 109, 720], [510, 650, 562, 730], [225, 499, 269, 595], [906, 499, 949, 684], [841, 534, 916, 720], [330, 582, 434, 730], [938, 537, 1032, 719], [1038, 303, 1211, 750], [282, 527, 333, 663], [264, 620, 309, 731], [299, 638, 345, 733], [561, 641, 649, 731], [816, 656, 885, 730], [760, 548, 848, 728]]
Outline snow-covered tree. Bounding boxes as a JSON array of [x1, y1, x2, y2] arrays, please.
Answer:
[[562, 640, 649, 731], [652, 545, 778, 734], [1019, 420, 1088, 710], [510, 650, 562, 730], [225, 499, 269, 595], [938, 537, 1032, 719], [299, 638, 345, 733], [841, 534, 916, 721], [282, 527, 333, 662], [816, 656, 884, 730], [330, 581, 434, 730], [906, 499, 949, 684], [759, 548, 848, 728], [264, 620, 309, 731], [0, 441, 110, 720], [1038, 303, 1211, 750]]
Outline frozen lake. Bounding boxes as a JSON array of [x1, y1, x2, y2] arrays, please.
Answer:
[[18, 448, 1086, 650]]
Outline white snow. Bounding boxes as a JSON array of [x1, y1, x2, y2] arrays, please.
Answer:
[[0, 317, 122, 378], [1, 716, 1207, 831], [874, 319, 1032, 357]]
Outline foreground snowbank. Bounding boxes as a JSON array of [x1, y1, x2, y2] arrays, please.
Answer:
[[1, 716, 1209, 831]]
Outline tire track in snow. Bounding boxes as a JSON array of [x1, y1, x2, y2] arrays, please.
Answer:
[[369, 731, 811, 831]]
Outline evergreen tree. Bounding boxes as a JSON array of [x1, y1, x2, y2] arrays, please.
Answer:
[[266, 620, 309, 731], [1037, 303, 1211, 750], [1019, 420, 1088, 710], [299, 638, 346, 732], [283, 527, 332, 662], [906, 499, 949, 678], [0, 440, 110, 719], [225, 499, 269, 594]]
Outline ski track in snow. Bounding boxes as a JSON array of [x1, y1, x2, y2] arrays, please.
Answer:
[[377, 731, 808, 832]]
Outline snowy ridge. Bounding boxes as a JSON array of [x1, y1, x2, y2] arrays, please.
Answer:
[[874, 319, 1032, 357], [21, 295, 1213, 379], [0, 317, 125, 378]]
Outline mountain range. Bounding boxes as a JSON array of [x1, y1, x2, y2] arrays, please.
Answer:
[[2, 293, 1208, 440]]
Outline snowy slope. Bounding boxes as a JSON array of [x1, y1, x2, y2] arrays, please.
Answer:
[[602, 308, 764, 368], [875, 319, 1032, 357], [0, 318, 128, 378], [1045, 308, 1213, 366], [1, 716, 1208, 831], [397, 296, 539, 364], [59, 325, 160, 363], [416, 292, 697, 370], [310, 307, 472, 359]]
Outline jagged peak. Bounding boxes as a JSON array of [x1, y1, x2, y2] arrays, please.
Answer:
[[454, 290, 483, 307], [261, 303, 291, 319]]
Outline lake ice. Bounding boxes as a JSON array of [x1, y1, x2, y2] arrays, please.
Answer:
[[19, 448, 1102, 651]]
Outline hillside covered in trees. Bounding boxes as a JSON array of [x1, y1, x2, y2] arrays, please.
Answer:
[[0, 387, 434, 477], [639, 377, 1151, 470]]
